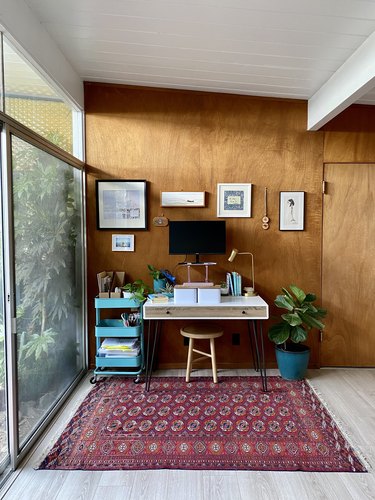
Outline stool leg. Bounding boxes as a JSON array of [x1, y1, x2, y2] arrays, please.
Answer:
[[186, 338, 194, 382], [210, 338, 218, 383]]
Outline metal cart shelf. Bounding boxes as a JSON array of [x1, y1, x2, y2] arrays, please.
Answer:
[[91, 297, 144, 384]]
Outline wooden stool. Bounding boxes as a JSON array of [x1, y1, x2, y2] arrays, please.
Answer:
[[180, 323, 224, 383]]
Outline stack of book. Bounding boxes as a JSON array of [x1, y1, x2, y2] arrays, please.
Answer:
[[98, 338, 140, 358], [226, 272, 242, 296]]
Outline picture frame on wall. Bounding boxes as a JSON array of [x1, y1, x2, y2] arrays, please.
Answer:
[[96, 180, 147, 230], [279, 191, 305, 231], [217, 183, 252, 217], [112, 234, 135, 252]]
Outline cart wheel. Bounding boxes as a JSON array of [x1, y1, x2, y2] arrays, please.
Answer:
[[90, 376, 97, 384], [134, 376, 141, 384]]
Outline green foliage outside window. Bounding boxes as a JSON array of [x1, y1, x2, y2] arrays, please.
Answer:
[[12, 138, 81, 400]]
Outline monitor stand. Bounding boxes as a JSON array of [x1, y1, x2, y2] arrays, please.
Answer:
[[181, 262, 216, 286]]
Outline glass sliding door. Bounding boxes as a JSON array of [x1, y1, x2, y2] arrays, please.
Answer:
[[0, 137, 9, 471], [10, 134, 84, 446]]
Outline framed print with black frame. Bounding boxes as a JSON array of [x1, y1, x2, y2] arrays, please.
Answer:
[[96, 180, 148, 230], [279, 191, 305, 231]]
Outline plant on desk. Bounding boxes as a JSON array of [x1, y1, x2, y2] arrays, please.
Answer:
[[220, 281, 229, 295], [147, 264, 167, 292], [159, 281, 174, 297], [122, 280, 152, 302], [268, 284, 327, 380], [147, 265, 176, 293]]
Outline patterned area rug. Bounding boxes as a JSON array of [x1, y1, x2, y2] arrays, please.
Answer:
[[39, 376, 366, 472]]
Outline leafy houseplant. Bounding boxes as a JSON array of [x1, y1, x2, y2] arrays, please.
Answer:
[[122, 280, 152, 302], [159, 282, 175, 297], [147, 265, 176, 293], [147, 264, 164, 280], [268, 284, 327, 380], [147, 264, 167, 292]]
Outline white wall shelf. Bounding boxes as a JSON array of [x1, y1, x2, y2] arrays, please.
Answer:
[[161, 191, 205, 207]]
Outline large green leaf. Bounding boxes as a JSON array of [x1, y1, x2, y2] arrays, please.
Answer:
[[304, 293, 316, 302], [274, 294, 294, 311], [316, 307, 327, 318], [281, 312, 303, 326], [281, 287, 294, 301], [290, 325, 308, 343], [299, 312, 325, 330], [289, 284, 306, 304], [268, 322, 291, 344]]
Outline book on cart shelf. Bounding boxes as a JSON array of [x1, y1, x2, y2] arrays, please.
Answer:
[[98, 338, 140, 358]]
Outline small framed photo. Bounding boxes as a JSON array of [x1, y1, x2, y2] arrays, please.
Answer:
[[279, 191, 305, 231], [96, 180, 147, 230], [217, 183, 252, 217], [112, 234, 135, 252]]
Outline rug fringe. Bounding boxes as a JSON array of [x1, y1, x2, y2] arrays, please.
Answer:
[[306, 378, 371, 472]]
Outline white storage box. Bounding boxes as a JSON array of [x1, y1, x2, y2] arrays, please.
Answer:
[[197, 287, 221, 304], [174, 287, 197, 304]]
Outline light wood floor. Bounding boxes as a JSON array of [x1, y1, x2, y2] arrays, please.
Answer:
[[0, 368, 374, 500]]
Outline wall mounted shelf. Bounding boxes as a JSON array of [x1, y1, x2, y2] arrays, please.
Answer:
[[161, 191, 205, 207]]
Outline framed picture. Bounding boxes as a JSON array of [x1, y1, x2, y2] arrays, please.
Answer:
[[112, 234, 135, 252], [96, 180, 147, 230], [217, 183, 252, 217], [279, 191, 305, 231]]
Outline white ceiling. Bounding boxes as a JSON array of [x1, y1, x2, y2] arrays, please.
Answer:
[[5, 0, 375, 127]]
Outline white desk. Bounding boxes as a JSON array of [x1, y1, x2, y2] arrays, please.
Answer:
[[143, 295, 269, 391]]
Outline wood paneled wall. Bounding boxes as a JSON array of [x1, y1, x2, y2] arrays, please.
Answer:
[[323, 104, 375, 162], [85, 83, 324, 369]]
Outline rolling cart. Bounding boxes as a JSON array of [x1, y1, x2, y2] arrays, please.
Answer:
[[90, 296, 144, 384]]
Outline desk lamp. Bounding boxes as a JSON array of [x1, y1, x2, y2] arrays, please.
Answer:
[[228, 248, 257, 296]]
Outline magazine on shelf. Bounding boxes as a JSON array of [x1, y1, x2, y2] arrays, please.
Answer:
[[98, 338, 140, 357]]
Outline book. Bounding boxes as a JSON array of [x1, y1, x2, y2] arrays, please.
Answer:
[[230, 271, 242, 296], [98, 338, 140, 357], [148, 293, 169, 303], [226, 272, 232, 295]]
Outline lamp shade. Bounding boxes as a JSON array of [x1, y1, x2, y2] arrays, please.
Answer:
[[228, 248, 238, 262]]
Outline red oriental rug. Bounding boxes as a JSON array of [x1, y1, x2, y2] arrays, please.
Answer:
[[39, 376, 367, 472]]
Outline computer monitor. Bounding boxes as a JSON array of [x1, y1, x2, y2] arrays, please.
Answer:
[[169, 220, 226, 263]]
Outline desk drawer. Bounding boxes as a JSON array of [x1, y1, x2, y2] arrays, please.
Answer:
[[143, 305, 268, 319]]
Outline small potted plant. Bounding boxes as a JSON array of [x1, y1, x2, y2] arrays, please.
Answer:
[[159, 281, 174, 298], [147, 264, 167, 292], [268, 284, 327, 380], [147, 265, 176, 293], [122, 279, 152, 302], [220, 281, 229, 295]]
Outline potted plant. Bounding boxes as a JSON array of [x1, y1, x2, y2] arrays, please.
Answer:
[[122, 279, 152, 302], [147, 264, 167, 292], [268, 284, 327, 380], [147, 265, 176, 293], [159, 282, 175, 297], [220, 281, 229, 295]]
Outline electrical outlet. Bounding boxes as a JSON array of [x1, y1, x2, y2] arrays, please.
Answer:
[[232, 333, 240, 345]]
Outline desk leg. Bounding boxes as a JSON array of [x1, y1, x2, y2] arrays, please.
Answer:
[[250, 320, 268, 392], [145, 320, 161, 392], [247, 321, 259, 372]]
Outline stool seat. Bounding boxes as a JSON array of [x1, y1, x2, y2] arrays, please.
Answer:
[[180, 323, 224, 383]]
